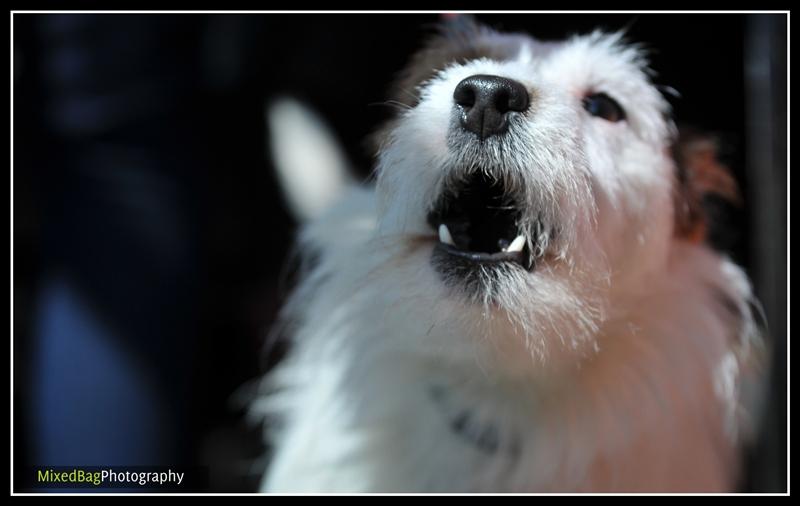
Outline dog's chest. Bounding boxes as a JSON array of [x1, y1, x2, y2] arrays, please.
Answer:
[[271, 355, 736, 492], [399, 371, 734, 492]]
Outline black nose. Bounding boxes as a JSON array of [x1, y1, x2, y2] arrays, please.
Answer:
[[453, 74, 529, 140]]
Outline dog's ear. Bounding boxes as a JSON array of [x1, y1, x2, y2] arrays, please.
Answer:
[[267, 98, 356, 222], [672, 126, 742, 244]]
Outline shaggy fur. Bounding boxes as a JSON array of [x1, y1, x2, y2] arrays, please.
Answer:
[[252, 18, 766, 492]]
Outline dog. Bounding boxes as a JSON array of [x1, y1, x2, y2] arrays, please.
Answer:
[[251, 16, 767, 492]]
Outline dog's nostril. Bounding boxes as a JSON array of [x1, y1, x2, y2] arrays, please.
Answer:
[[453, 75, 529, 140], [494, 90, 511, 114], [453, 84, 476, 108]]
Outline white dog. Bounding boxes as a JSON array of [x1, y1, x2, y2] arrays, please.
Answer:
[[252, 17, 767, 492]]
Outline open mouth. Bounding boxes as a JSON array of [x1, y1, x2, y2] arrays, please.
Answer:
[[427, 170, 535, 274]]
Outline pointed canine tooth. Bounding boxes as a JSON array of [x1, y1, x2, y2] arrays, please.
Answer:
[[438, 224, 455, 246], [506, 235, 526, 253]]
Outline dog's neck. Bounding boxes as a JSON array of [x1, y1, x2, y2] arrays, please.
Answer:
[[427, 382, 524, 459]]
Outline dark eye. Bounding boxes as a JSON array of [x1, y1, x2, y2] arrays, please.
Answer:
[[582, 92, 626, 122]]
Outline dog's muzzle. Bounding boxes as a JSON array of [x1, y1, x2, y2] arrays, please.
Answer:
[[427, 170, 537, 284]]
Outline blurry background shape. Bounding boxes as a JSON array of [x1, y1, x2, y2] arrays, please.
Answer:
[[741, 13, 788, 493]]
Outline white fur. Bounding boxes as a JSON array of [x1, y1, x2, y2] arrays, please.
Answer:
[[268, 98, 356, 221], [253, 28, 765, 492]]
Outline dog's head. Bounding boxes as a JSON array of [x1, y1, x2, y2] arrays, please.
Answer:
[[359, 17, 731, 375]]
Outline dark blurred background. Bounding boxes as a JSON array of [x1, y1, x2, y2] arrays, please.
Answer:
[[12, 13, 787, 492]]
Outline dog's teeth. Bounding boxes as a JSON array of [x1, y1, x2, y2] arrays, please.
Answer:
[[506, 235, 526, 253], [438, 224, 455, 246]]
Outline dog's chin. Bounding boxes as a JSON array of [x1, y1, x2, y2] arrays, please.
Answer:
[[405, 249, 602, 378], [430, 243, 529, 303], [389, 226, 605, 376]]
